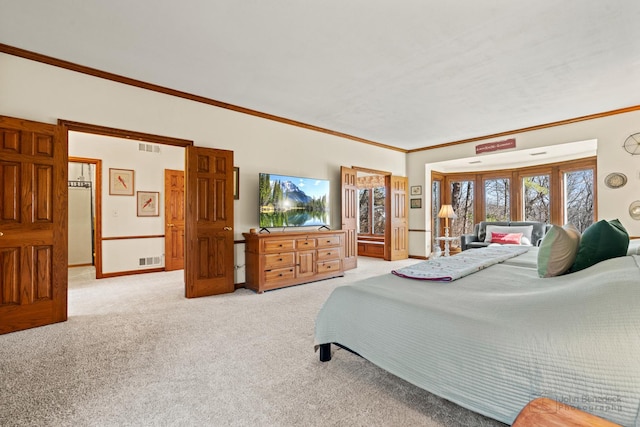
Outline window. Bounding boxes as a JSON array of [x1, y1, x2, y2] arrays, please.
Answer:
[[450, 179, 474, 237], [484, 178, 510, 221], [358, 189, 370, 234], [373, 186, 386, 235], [564, 168, 594, 232], [433, 157, 596, 234], [432, 179, 442, 240], [358, 186, 385, 235], [522, 174, 550, 223]]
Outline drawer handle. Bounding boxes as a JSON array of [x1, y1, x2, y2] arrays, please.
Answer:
[[326, 252, 331, 256], [278, 258, 283, 261]]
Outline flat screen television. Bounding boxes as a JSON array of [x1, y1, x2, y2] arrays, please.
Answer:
[[259, 173, 330, 228]]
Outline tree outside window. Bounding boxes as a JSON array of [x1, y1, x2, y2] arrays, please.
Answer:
[[358, 189, 370, 234], [523, 175, 550, 223], [484, 178, 510, 221], [564, 169, 594, 232], [358, 186, 385, 235], [372, 186, 386, 235], [450, 180, 474, 237]]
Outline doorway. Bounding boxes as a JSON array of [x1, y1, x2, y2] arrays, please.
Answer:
[[341, 166, 408, 266], [64, 123, 188, 279], [68, 158, 101, 276]]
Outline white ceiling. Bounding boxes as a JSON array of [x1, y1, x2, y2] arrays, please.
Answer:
[[1, 1, 640, 151]]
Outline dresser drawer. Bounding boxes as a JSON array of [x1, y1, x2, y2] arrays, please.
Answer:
[[317, 260, 341, 274], [263, 239, 295, 253], [264, 252, 295, 269], [317, 247, 341, 261], [264, 267, 296, 284], [296, 238, 317, 250], [317, 235, 341, 248]]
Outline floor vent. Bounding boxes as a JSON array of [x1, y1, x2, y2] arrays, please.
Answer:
[[139, 256, 162, 266]]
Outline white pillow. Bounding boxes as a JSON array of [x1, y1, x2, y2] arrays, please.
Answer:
[[484, 225, 533, 245], [537, 224, 581, 277]]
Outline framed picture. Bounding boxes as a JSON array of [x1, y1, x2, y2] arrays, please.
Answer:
[[233, 167, 240, 200], [410, 198, 422, 209], [410, 185, 422, 196], [137, 191, 160, 217], [109, 168, 134, 196]]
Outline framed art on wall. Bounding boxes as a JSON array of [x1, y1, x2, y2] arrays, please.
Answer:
[[137, 191, 160, 217], [410, 185, 422, 196], [109, 168, 134, 196], [410, 198, 422, 209]]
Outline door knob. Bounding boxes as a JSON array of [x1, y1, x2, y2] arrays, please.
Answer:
[[0, 231, 3, 236], [224, 226, 232, 231], [167, 223, 175, 227]]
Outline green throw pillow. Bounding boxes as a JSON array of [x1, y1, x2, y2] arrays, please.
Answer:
[[537, 224, 581, 278], [570, 219, 629, 273]]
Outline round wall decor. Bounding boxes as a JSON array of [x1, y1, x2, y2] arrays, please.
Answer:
[[604, 172, 627, 189], [623, 133, 640, 155], [630, 201, 640, 220]]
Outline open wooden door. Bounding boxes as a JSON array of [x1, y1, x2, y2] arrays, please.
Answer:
[[184, 146, 234, 298], [386, 175, 409, 261], [0, 116, 67, 334], [164, 169, 185, 271], [340, 166, 358, 270]]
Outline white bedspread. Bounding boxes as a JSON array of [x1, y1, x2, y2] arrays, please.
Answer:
[[315, 254, 640, 426]]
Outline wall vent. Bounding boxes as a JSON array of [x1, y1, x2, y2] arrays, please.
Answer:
[[138, 143, 160, 154]]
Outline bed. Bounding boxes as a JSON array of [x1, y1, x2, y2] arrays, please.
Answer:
[[314, 245, 640, 426]]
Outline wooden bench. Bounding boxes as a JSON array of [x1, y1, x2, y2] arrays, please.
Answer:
[[513, 397, 621, 427], [357, 236, 385, 258]]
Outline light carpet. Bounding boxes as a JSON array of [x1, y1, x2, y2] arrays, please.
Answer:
[[0, 257, 506, 427]]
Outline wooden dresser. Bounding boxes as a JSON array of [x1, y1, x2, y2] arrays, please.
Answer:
[[243, 230, 346, 293]]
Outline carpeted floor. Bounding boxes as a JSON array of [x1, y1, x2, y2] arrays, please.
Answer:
[[0, 258, 507, 427]]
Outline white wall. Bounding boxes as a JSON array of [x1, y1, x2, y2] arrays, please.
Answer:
[[0, 53, 407, 281], [6, 52, 637, 268], [407, 110, 640, 257]]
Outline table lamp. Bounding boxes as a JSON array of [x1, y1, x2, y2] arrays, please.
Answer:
[[437, 204, 457, 238]]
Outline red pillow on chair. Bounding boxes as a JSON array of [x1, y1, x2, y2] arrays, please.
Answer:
[[490, 232, 523, 245]]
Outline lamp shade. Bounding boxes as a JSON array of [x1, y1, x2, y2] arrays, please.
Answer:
[[437, 204, 457, 219]]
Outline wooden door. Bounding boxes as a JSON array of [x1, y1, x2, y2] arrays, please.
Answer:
[[184, 146, 234, 298], [164, 169, 185, 271], [386, 175, 409, 261], [0, 116, 67, 334], [340, 166, 358, 270]]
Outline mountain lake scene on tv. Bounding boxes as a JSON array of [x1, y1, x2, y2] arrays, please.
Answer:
[[259, 173, 330, 227]]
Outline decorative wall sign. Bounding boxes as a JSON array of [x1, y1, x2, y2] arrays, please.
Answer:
[[604, 172, 627, 189], [410, 185, 422, 195], [410, 198, 422, 209], [137, 191, 160, 217], [475, 138, 516, 155], [109, 168, 134, 196]]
